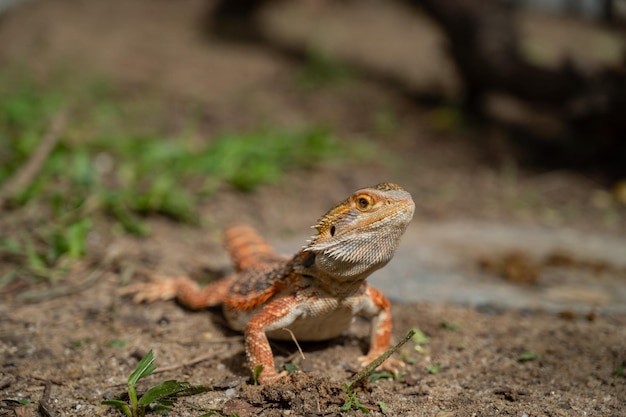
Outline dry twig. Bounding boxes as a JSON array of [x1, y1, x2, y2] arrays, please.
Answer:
[[38, 380, 58, 417], [0, 109, 67, 208], [282, 327, 306, 360], [347, 328, 415, 389], [17, 264, 106, 302], [151, 347, 235, 375], [18, 243, 122, 302]]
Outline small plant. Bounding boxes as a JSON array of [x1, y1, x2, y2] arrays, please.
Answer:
[[102, 350, 210, 417], [427, 362, 441, 375], [400, 352, 415, 365], [516, 351, 542, 362], [376, 400, 389, 414], [367, 371, 395, 383], [283, 363, 299, 374], [69, 338, 91, 350], [251, 365, 264, 386], [0, 399, 31, 406], [410, 327, 430, 354], [339, 385, 370, 414], [440, 321, 462, 331], [410, 327, 430, 345], [106, 340, 127, 348]]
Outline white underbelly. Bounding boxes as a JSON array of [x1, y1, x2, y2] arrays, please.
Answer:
[[223, 305, 354, 342]]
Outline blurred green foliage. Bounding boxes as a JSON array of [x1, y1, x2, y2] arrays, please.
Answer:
[[0, 72, 352, 286]]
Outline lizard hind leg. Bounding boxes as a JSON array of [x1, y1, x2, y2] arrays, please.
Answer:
[[225, 225, 285, 272], [121, 275, 236, 310], [174, 275, 237, 310]]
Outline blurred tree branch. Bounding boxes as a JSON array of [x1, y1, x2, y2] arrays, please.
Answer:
[[408, 0, 626, 176], [206, 0, 626, 177]]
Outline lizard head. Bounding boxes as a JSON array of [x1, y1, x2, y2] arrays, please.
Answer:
[[304, 183, 415, 281]]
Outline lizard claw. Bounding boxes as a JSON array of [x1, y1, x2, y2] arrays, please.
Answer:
[[258, 369, 289, 385], [118, 276, 181, 304]]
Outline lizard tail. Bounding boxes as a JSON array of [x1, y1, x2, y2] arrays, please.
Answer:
[[224, 225, 284, 272]]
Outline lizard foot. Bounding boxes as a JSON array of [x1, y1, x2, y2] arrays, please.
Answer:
[[257, 370, 289, 385], [118, 276, 185, 304]]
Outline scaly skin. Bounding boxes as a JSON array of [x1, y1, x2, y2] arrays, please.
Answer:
[[124, 183, 415, 383]]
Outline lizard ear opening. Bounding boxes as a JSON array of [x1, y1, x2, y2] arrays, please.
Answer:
[[330, 225, 336, 236]]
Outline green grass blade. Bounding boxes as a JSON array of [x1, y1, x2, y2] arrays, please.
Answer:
[[101, 400, 133, 417], [139, 380, 210, 405], [139, 380, 183, 405], [67, 219, 92, 259], [128, 350, 157, 385], [516, 351, 541, 362]]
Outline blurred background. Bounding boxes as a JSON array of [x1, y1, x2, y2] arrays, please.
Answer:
[[0, 0, 625, 312]]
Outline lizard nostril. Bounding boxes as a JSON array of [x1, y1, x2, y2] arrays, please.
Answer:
[[330, 225, 336, 236]]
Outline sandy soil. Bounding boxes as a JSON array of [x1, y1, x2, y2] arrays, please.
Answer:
[[1, 274, 625, 416]]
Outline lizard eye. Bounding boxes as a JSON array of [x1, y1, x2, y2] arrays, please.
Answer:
[[355, 195, 373, 211]]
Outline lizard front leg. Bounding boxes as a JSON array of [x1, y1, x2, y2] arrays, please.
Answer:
[[357, 284, 402, 372], [244, 295, 300, 384]]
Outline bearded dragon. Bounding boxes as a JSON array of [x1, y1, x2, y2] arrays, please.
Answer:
[[125, 183, 415, 383]]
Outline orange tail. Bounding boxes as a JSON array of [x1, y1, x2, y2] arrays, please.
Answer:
[[224, 225, 284, 272]]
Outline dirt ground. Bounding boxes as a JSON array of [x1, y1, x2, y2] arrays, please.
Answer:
[[1, 0, 625, 416]]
